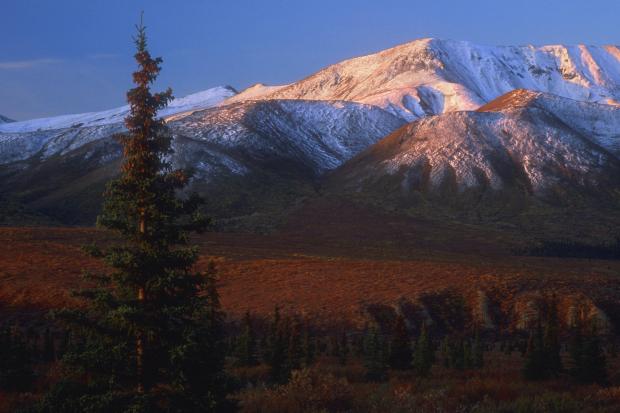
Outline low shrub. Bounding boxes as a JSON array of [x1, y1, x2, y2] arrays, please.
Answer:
[[238, 368, 353, 413]]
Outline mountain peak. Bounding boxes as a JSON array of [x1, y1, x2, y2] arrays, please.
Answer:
[[242, 39, 620, 121], [221, 83, 289, 105], [330, 92, 620, 205]]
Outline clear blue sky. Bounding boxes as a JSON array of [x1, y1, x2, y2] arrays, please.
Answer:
[[2, 0, 619, 120]]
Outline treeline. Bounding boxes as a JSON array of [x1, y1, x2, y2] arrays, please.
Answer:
[[227, 309, 481, 383], [517, 237, 620, 260], [0, 297, 614, 411], [224, 296, 611, 387], [519, 298, 608, 384]]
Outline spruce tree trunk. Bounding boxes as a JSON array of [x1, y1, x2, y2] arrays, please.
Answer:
[[137, 213, 146, 394]]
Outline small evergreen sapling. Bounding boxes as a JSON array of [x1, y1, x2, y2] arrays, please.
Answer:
[[570, 320, 607, 385], [363, 325, 387, 381], [388, 315, 412, 370], [0, 325, 35, 392], [234, 311, 258, 367], [412, 323, 434, 377], [301, 323, 316, 367], [523, 322, 546, 380], [266, 307, 290, 384]]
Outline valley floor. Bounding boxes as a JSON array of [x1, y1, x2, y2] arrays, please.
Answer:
[[2, 208, 620, 412], [232, 355, 620, 413], [1, 206, 620, 327]]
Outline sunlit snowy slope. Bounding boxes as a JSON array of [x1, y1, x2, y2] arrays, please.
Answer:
[[229, 39, 620, 121], [330, 90, 620, 200], [4, 38, 620, 224]]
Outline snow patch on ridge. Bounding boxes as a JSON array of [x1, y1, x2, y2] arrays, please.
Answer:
[[0, 86, 236, 133]]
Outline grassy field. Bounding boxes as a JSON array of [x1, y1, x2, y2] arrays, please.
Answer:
[[1, 199, 620, 327]]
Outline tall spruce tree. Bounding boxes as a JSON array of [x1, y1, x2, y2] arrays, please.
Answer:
[[440, 336, 452, 368], [29, 18, 229, 413]]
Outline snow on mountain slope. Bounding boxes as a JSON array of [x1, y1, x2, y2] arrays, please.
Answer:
[[6, 38, 620, 224], [0, 86, 236, 133], [220, 83, 288, 105], [6, 38, 620, 165], [170, 99, 406, 176], [0, 97, 404, 172], [330, 90, 620, 198], [477, 89, 620, 155], [0, 99, 405, 224], [245, 39, 620, 121], [0, 123, 125, 165]]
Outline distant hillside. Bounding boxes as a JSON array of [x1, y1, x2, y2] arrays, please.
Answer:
[[0, 99, 403, 225], [3, 39, 620, 235], [326, 90, 620, 239], [0, 114, 14, 123]]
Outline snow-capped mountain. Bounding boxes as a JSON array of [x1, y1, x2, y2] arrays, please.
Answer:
[[227, 38, 620, 121], [0, 85, 236, 134], [0, 115, 14, 123], [0, 99, 404, 223], [0, 86, 237, 165], [0, 97, 403, 171], [4, 38, 620, 226], [328, 90, 620, 204]]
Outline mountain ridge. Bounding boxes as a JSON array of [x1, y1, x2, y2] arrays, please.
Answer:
[[0, 98, 404, 224], [226, 38, 620, 121], [3, 39, 620, 232], [0, 85, 237, 134], [326, 90, 620, 224]]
